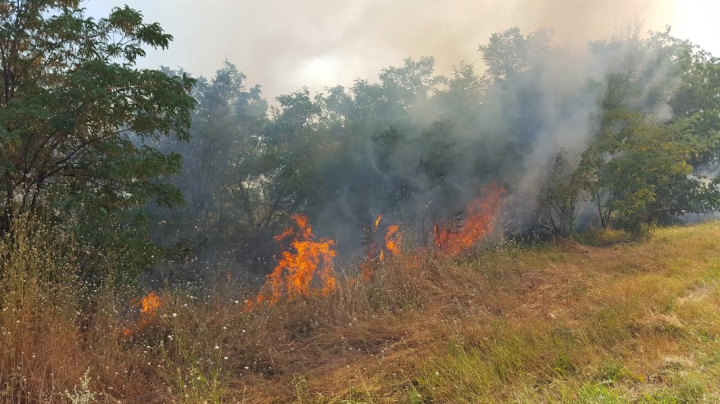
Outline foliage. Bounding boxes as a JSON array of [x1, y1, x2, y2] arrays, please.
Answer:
[[536, 149, 583, 237], [141, 26, 720, 275], [576, 31, 720, 232], [65, 369, 96, 404], [3, 4, 720, 401], [149, 63, 270, 271], [479, 27, 551, 85], [0, 0, 195, 279]]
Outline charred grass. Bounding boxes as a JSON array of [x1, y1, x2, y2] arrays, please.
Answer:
[[3, 220, 720, 402]]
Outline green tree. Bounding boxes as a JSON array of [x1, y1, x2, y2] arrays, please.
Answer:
[[0, 1, 195, 279], [152, 63, 267, 259], [478, 27, 550, 85], [536, 149, 582, 237], [669, 48, 720, 169], [578, 31, 720, 232]]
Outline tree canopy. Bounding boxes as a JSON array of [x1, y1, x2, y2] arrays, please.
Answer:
[[0, 0, 195, 280], [4, 1, 720, 282]]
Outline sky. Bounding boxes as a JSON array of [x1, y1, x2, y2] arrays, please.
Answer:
[[83, 0, 720, 100]]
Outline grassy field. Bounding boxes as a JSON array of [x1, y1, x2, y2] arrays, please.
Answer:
[[2, 220, 720, 403]]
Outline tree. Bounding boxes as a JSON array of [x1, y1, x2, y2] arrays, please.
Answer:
[[478, 27, 551, 85], [577, 31, 720, 233], [0, 1, 195, 230], [536, 149, 582, 237], [669, 48, 720, 170], [576, 145, 614, 229], [0, 1, 195, 281], [598, 119, 720, 231], [152, 63, 267, 254]]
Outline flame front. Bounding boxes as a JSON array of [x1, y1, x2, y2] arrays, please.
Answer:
[[257, 214, 337, 306], [434, 184, 505, 255]]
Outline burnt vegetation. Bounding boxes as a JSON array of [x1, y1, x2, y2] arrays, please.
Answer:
[[1, 0, 720, 402]]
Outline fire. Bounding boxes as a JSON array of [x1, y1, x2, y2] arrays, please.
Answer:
[[361, 217, 402, 280], [374, 213, 383, 229], [360, 258, 375, 281], [384, 224, 401, 256], [433, 184, 505, 255], [246, 186, 503, 309], [360, 214, 383, 280], [140, 291, 161, 317], [122, 291, 162, 337], [256, 214, 337, 306]]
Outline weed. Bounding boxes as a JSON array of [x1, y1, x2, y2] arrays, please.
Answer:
[[596, 359, 640, 385], [407, 384, 423, 404], [577, 383, 624, 403], [159, 306, 228, 403], [551, 352, 576, 376], [65, 369, 96, 404]]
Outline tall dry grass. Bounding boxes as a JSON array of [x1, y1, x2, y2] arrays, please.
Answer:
[[0, 213, 87, 402], [2, 214, 720, 403], [0, 209, 520, 402]]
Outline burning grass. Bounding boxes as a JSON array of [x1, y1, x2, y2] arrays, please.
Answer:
[[254, 214, 337, 307], [2, 213, 720, 402], [433, 184, 505, 255]]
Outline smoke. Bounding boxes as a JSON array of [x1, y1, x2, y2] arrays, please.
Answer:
[[86, 0, 678, 99], [308, 24, 693, 251], [132, 0, 702, 279]]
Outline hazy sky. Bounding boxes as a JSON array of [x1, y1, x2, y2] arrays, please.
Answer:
[[84, 0, 718, 99]]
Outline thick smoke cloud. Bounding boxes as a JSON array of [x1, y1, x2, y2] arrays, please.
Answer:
[[86, 0, 679, 99], [126, 0, 711, 282]]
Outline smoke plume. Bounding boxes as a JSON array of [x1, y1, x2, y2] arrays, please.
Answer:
[[87, 0, 678, 98]]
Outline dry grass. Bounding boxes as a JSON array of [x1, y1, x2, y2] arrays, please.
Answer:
[[2, 219, 720, 402]]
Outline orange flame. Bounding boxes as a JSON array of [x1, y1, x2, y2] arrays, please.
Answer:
[[433, 184, 505, 255], [122, 291, 162, 337], [374, 214, 383, 229], [361, 221, 402, 280], [256, 215, 337, 306], [140, 291, 161, 317], [384, 224, 401, 256], [360, 259, 375, 281]]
